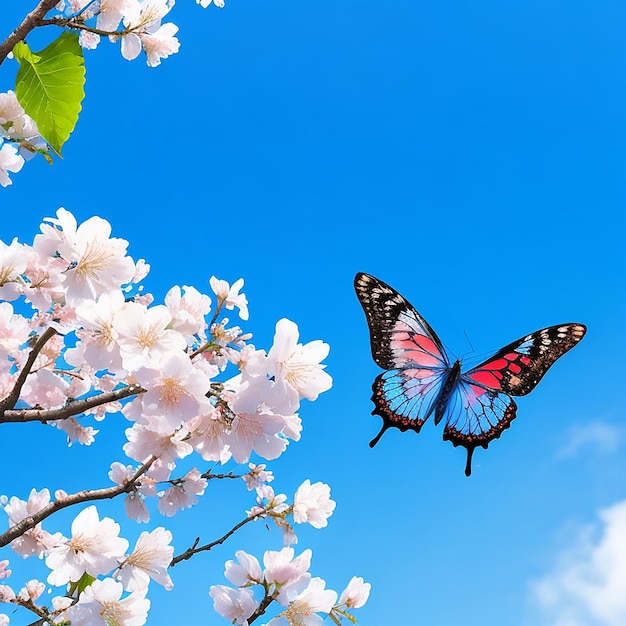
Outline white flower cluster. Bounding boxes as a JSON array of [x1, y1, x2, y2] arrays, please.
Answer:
[[55, 0, 216, 66], [0, 91, 45, 187], [0, 209, 368, 625], [211, 547, 370, 626]]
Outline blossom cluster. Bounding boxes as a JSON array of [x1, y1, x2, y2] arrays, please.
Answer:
[[0, 208, 332, 511], [211, 548, 370, 626], [0, 477, 343, 624], [0, 209, 370, 625], [55, 0, 225, 67], [0, 91, 45, 187]]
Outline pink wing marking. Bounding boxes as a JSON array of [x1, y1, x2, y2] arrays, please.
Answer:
[[467, 370, 503, 389], [390, 321, 444, 368]]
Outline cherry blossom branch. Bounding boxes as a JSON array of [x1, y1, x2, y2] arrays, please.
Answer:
[[0, 327, 58, 414], [0, 0, 60, 64], [171, 510, 264, 566], [39, 16, 133, 38], [0, 384, 143, 424], [0, 457, 155, 547], [11, 597, 50, 625], [201, 470, 241, 481], [248, 591, 278, 625]]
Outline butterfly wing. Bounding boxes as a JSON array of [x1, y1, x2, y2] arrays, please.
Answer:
[[441, 382, 518, 476], [463, 323, 587, 396], [354, 273, 451, 445], [442, 323, 587, 475]]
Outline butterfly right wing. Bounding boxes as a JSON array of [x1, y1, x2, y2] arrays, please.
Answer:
[[354, 273, 451, 445], [440, 381, 518, 476]]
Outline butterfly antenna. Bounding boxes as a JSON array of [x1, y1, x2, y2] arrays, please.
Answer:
[[369, 424, 389, 448], [463, 329, 475, 355]]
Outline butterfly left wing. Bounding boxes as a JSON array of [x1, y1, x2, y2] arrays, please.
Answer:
[[354, 273, 451, 445], [462, 323, 587, 396], [441, 322, 587, 475]]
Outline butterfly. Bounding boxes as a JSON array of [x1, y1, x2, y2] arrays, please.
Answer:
[[354, 272, 586, 476]]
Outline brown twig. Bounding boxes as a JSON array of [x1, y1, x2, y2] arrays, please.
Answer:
[[0, 327, 58, 413], [0, 0, 60, 65], [248, 592, 278, 624], [171, 511, 263, 566], [0, 384, 143, 424], [0, 457, 155, 547]]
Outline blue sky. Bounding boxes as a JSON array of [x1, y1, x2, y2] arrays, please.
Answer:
[[1, 1, 626, 625]]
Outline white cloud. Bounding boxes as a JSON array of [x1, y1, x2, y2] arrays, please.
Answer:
[[556, 421, 625, 459], [529, 500, 626, 626]]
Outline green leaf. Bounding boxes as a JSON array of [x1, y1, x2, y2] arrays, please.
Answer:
[[69, 572, 96, 596], [13, 32, 86, 155]]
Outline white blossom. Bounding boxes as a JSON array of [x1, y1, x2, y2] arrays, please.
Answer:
[[337, 576, 371, 609], [46, 506, 129, 586], [62, 578, 149, 626], [210, 585, 257, 625], [292, 480, 336, 529], [117, 527, 174, 591]]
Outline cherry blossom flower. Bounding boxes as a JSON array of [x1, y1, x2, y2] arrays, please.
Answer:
[[0, 303, 30, 358], [292, 481, 336, 529], [116, 527, 174, 591], [0, 143, 23, 187], [45, 506, 129, 586], [186, 406, 233, 464], [54, 417, 99, 446], [0, 585, 15, 602], [267, 577, 337, 626], [225, 377, 291, 462], [79, 30, 100, 49], [253, 485, 288, 516], [0, 561, 10, 580], [210, 277, 249, 320], [35, 209, 137, 304], [263, 547, 312, 604], [17, 580, 45, 602], [0, 613, 8, 626], [133, 352, 212, 429], [123, 418, 193, 469], [224, 550, 263, 587], [336, 576, 371, 609], [62, 578, 149, 626], [97, 0, 139, 31], [0, 91, 24, 124], [115, 302, 186, 370], [120, 0, 179, 66], [209, 585, 257, 625], [157, 468, 207, 516], [242, 463, 274, 491], [65, 291, 126, 372], [165, 285, 211, 338], [266, 319, 332, 411], [0, 239, 28, 301], [20, 368, 69, 409], [109, 462, 154, 522], [51, 595, 73, 612], [267, 578, 337, 626], [3, 489, 61, 558], [139, 22, 180, 67]]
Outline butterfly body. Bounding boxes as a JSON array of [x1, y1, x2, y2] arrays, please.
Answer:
[[354, 272, 586, 476]]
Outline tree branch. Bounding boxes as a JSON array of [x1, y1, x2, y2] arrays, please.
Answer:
[[248, 592, 278, 625], [0, 0, 61, 65], [0, 457, 155, 548], [171, 511, 263, 566], [0, 327, 58, 413], [0, 384, 143, 424]]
